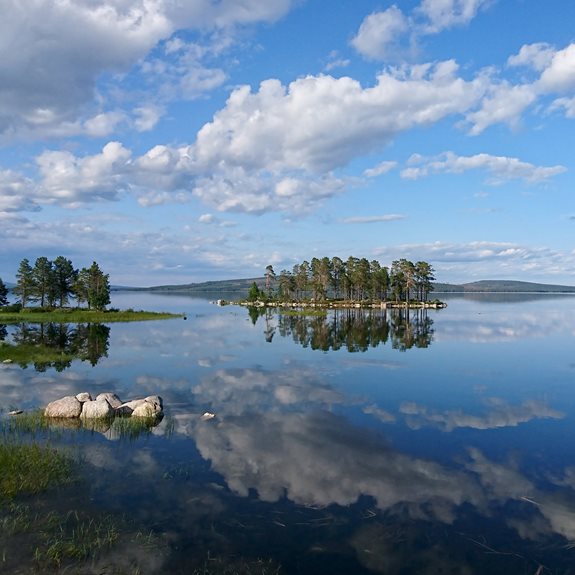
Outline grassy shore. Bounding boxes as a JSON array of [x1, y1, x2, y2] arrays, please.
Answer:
[[0, 308, 182, 323], [0, 409, 164, 571]]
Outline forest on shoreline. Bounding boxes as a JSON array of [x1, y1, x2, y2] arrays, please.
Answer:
[[0, 256, 111, 312], [0, 256, 180, 323]]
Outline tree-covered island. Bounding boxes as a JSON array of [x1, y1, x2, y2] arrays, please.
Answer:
[[238, 257, 445, 309]]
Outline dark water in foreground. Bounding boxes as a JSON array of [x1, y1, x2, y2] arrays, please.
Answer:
[[2, 292, 575, 574]]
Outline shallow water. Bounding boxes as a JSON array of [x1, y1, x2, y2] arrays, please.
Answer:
[[2, 292, 575, 574]]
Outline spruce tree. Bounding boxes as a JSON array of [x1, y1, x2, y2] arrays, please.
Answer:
[[74, 262, 110, 310], [13, 258, 35, 308], [0, 277, 8, 307], [53, 256, 77, 307], [32, 256, 54, 307]]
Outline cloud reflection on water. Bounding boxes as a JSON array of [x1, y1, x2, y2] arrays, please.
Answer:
[[134, 362, 575, 548], [400, 398, 564, 431], [3, 294, 575, 563]]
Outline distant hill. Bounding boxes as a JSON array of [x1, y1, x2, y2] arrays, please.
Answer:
[[435, 280, 575, 293], [138, 277, 265, 294], [134, 278, 575, 295]]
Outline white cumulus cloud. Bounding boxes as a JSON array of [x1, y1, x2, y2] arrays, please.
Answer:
[[350, 6, 409, 61], [36, 141, 132, 206], [537, 43, 575, 94], [507, 42, 556, 72], [0, 0, 297, 141], [402, 151, 566, 183], [416, 0, 491, 33]]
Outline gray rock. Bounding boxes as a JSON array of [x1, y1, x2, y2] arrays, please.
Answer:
[[45, 392, 164, 419], [144, 395, 163, 412], [120, 396, 163, 418], [80, 399, 114, 419], [45, 396, 83, 418], [96, 392, 122, 409], [116, 399, 144, 416], [131, 402, 158, 417]]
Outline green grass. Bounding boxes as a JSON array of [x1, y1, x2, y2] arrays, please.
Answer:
[[192, 556, 282, 575], [1, 504, 121, 568], [0, 412, 168, 572], [0, 307, 182, 324], [0, 440, 75, 500], [89, 414, 164, 440], [0, 410, 54, 434], [0, 412, 79, 502], [33, 511, 120, 567], [0, 503, 164, 571], [0, 502, 33, 535], [1, 409, 168, 441]]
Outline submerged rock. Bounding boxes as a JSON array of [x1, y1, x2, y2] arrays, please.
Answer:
[[45, 396, 83, 418]]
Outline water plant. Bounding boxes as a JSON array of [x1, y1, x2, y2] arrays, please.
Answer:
[[191, 556, 282, 574], [103, 414, 163, 441], [0, 502, 33, 535], [33, 511, 120, 567], [1, 499, 165, 572], [1, 409, 59, 435], [0, 440, 75, 501]]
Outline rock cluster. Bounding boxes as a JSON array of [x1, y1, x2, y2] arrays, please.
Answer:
[[44, 392, 163, 419]]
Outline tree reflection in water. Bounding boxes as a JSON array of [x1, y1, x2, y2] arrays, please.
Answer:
[[249, 307, 434, 352], [4, 322, 110, 371]]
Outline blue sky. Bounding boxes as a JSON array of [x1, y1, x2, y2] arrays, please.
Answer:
[[1, 0, 575, 286]]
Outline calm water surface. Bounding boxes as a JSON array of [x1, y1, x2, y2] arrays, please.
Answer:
[[2, 292, 575, 574]]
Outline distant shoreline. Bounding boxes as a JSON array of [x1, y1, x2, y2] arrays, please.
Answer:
[[110, 278, 575, 295]]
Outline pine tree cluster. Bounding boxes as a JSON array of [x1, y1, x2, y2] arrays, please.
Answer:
[[4, 257, 111, 311]]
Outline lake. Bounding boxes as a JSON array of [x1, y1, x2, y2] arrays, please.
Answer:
[[2, 291, 575, 574]]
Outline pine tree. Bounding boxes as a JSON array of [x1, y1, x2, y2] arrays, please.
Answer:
[[32, 256, 54, 307], [265, 265, 276, 297], [0, 277, 8, 307], [13, 258, 35, 308], [52, 256, 77, 307], [295, 261, 310, 300], [415, 261, 435, 302], [247, 281, 262, 302], [74, 262, 110, 310], [331, 256, 344, 299], [278, 270, 295, 301]]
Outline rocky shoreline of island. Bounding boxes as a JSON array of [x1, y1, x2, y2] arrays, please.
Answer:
[[215, 299, 447, 309]]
